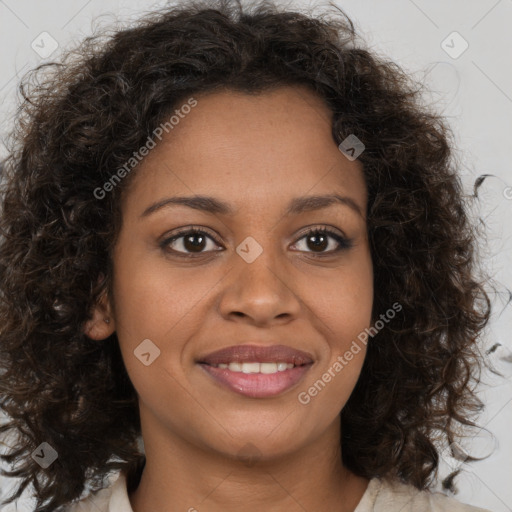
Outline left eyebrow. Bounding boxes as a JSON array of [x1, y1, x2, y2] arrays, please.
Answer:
[[139, 193, 363, 219], [286, 194, 363, 217]]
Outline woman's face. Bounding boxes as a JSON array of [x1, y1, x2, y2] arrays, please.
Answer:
[[105, 85, 373, 461]]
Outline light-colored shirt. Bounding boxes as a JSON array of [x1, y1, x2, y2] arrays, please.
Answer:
[[64, 470, 494, 512]]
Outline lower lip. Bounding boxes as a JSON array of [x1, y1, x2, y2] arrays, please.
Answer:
[[198, 363, 313, 398]]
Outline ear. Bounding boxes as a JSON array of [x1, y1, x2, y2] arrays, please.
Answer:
[[83, 284, 116, 341]]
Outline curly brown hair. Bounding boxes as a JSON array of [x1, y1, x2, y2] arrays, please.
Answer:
[[0, 0, 493, 510]]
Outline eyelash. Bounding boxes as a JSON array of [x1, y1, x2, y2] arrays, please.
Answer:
[[159, 225, 353, 258]]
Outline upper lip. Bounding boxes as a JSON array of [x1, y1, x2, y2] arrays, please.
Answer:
[[197, 344, 314, 366]]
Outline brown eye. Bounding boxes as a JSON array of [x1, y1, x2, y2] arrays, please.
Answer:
[[305, 231, 329, 252], [292, 227, 353, 255], [160, 228, 223, 256]]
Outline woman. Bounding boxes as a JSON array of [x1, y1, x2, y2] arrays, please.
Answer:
[[0, 1, 494, 510]]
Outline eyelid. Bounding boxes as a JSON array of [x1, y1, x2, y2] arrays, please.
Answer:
[[294, 224, 347, 240]]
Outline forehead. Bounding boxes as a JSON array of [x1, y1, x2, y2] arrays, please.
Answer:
[[121, 85, 367, 217], [166, 85, 334, 161]]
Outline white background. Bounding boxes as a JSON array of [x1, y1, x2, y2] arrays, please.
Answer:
[[0, 0, 511, 510]]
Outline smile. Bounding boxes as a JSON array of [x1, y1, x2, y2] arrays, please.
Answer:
[[209, 361, 296, 373], [198, 361, 313, 398]]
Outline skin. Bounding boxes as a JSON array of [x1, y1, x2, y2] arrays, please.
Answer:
[[85, 84, 374, 512]]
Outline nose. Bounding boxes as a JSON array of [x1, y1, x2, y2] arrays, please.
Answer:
[[217, 243, 302, 327]]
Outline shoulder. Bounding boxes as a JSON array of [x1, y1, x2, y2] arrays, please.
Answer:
[[355, 476, 494, 512], [63, 471, 131, 512], [63, 486, 112, 512], [63, 472, 495, 512]]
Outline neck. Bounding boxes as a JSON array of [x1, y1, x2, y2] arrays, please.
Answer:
[[129, 416, 369, 512]]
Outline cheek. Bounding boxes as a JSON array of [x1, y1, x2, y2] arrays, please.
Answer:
[[109, 250, 180, 383], [311, 252, 373, 345], [112, 268, 170, 342], [110, 262, 188, 405], [110, 251, 225, 381], [112, 253, 207, 341], [300, 254, 372, 409]]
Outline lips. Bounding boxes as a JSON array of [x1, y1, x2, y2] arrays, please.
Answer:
[[197, 344, 314, 366], [197, 344, 314, 398]]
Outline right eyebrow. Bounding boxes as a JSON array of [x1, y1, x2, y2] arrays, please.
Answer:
[[140, 195, 233, 218]]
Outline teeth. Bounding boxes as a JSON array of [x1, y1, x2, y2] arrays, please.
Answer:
[[214, 362, 295, 373], [241, 362, 260, 374]]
